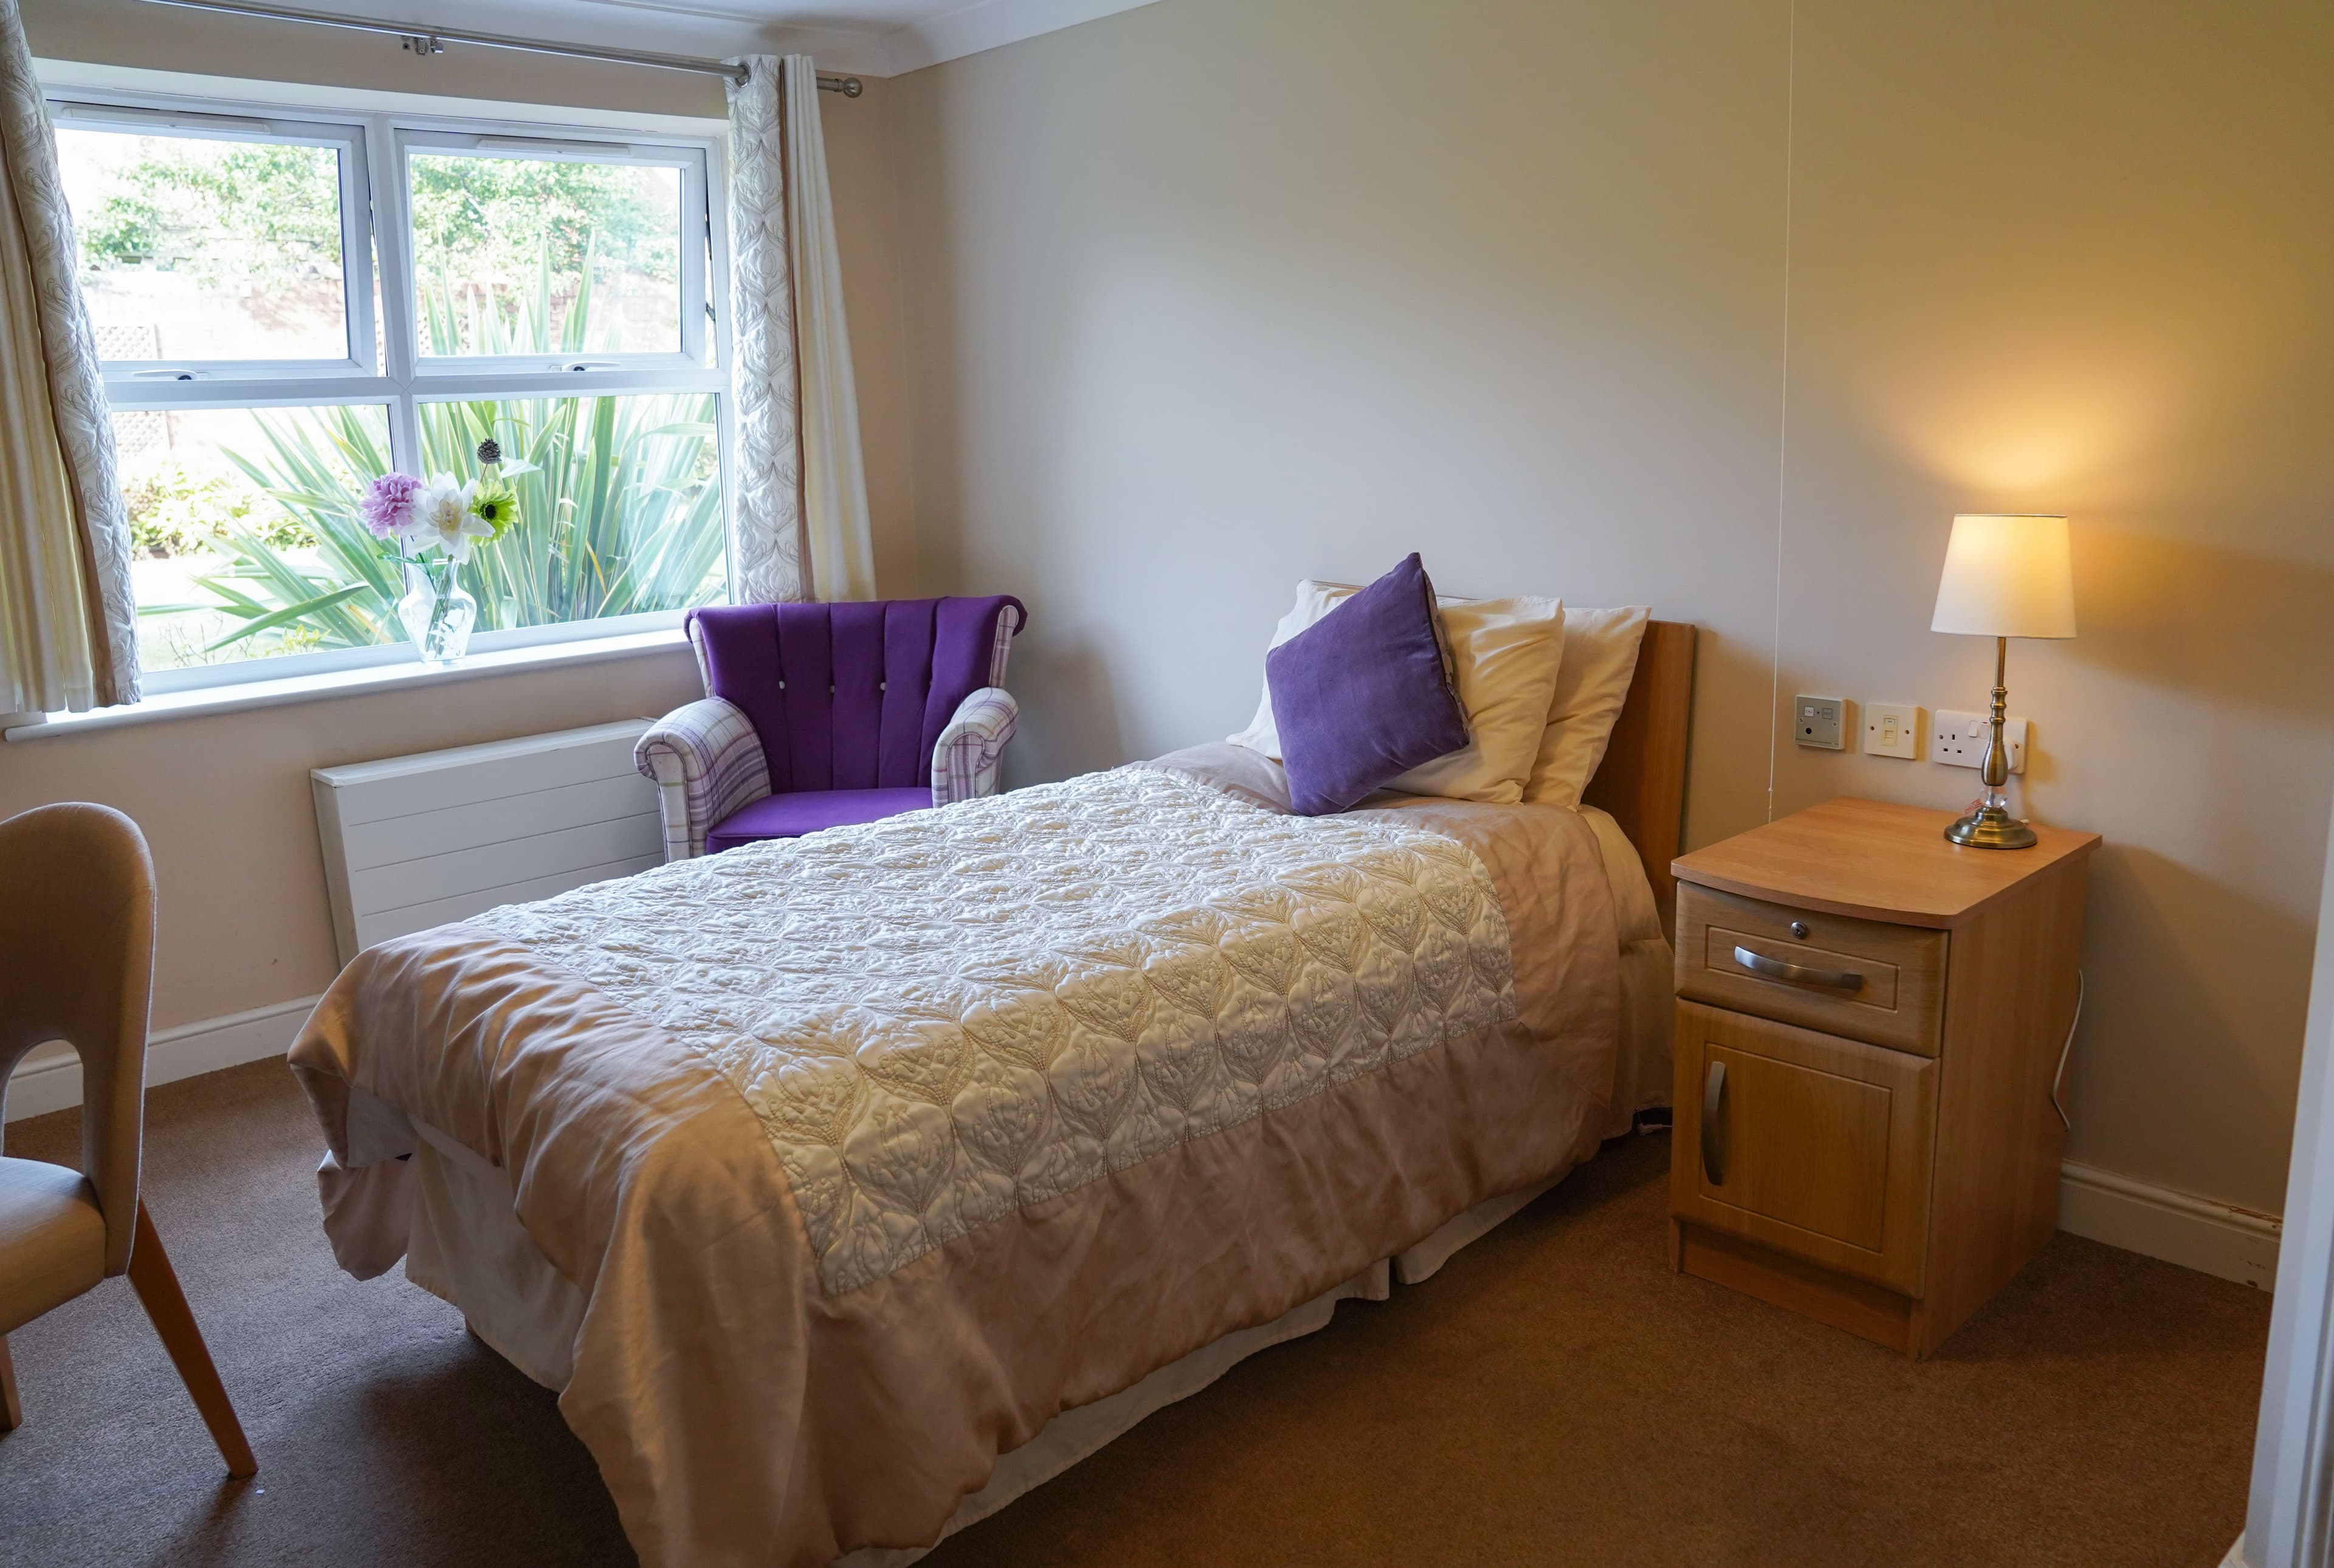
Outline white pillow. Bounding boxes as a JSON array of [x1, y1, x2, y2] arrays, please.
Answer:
[[1228, 580, 1344, 756], [1522, 605, 1651, 808], [1228, 580, 1566, 806]]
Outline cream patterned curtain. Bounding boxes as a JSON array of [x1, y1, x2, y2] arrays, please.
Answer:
[[0, 0, 138, 713], [725, 55, 875, 605]]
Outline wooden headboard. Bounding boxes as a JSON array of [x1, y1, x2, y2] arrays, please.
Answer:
[[1580, 620, 1697, 935]]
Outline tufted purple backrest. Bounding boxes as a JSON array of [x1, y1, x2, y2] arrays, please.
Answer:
[[686, 596, 1027, 794]]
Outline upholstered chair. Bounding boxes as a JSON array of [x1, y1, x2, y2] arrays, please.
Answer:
[[635, 596, 1027, 860], [0, 802, 255, 1477]]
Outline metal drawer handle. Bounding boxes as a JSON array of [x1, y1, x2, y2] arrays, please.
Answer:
[[1701, 1059, 1726, 1186], [1733, 944, 1866, 994]]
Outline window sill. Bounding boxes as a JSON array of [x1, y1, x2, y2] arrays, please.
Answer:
[[4, 627, 693, 741]]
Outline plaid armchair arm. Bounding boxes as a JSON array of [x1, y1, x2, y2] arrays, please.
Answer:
[[635, 698, 771, 861], [931, 687, 1019, 807]]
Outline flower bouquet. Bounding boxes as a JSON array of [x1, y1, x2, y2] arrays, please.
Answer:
[[359, 440, 521, 665]]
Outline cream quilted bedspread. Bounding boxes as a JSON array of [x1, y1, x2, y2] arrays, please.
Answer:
[[291, 754, 1623, 1568], [481, 767, 1520, 1295]]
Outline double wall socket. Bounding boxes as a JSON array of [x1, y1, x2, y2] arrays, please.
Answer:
[[1933, 709, 2029, 772]]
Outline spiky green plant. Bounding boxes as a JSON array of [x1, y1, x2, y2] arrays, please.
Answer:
[[185, 239, 723, 656]]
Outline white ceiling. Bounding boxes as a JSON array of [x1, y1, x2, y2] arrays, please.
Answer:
[[287, 0, 1167, 76]]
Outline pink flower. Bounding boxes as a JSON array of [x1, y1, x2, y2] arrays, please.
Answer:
[[359, 472, 425, 540]]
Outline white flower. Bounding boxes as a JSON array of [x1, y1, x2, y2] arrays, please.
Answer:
[[411, 474, 494, 561]]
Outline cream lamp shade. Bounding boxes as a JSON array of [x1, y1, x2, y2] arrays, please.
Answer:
[[1930, 514, 2077, 638]]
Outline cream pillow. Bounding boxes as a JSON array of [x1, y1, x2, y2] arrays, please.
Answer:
[[1523, 605, 1651, 808], [1229, 580, 1565, 806]]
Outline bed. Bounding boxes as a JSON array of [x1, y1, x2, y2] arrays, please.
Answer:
[[289, 621, 1695, 1568]]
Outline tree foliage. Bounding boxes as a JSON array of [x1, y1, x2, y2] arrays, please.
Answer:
[[75, 134, 680, 350], [407, 152, 676, 289], [79, 140, 340, 283]]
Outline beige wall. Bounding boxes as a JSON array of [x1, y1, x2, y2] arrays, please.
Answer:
[[4, 4, 915, 1032], [1769, 2, 2334, 1215], [885, 0, 2334, 1213], [887, 0, 1792, 841]]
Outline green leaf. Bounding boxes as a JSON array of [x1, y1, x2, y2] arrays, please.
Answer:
[[203, 584, 370, 650]]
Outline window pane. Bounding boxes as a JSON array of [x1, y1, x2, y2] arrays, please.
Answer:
[[59, 126, 349, 362], [408, 150, 683, 357], [120, 404, 396, 671], [124, 395, 722, 673], [415, 395, 726, 625]]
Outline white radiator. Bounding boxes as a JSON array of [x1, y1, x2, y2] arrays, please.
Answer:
[[311, 720, 663, 966]]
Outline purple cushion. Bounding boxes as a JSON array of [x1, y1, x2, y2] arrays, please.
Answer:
[[1265, 554, 1468, 816], [705, 788, 932, 851]]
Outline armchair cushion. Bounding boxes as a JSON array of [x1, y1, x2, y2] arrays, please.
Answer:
[[704, 789, 933, 852]]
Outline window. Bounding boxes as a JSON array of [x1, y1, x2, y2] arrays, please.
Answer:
[[52, 95, 730, 693]]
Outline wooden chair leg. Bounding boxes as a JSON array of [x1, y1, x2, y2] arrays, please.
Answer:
[[0, 1333, 21, 1432], [126, 1201, 256, 1479]]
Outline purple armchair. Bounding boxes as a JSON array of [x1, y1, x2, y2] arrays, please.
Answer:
[[635, 596, 1027, 860]]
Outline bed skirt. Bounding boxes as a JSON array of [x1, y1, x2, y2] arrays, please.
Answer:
[[404, 1119, 1568, 1566]]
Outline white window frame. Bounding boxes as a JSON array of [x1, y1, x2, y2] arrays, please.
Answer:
[[50, 86, 735, 698], [48, 100, 377, 382], [393, 127, 713, 377]]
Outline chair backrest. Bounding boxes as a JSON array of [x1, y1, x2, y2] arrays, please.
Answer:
[[688, 596, 1027, 794], [0, 803, 155, 1276]]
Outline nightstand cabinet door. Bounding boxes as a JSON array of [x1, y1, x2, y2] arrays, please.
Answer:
[[1671, 1000, 1938, 1296]]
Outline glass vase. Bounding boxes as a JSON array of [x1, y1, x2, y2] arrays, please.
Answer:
[[398, 556, 477, 666]]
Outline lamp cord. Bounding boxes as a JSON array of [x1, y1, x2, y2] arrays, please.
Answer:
[[2051, 971, 2085, 1130]]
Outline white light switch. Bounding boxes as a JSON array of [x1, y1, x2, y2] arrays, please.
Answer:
[[1864, 702, 1919, 760]]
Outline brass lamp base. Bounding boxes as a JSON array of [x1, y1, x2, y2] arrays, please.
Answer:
[[1943, 802, 2038, 850], [1944, 635, 2039, 850]]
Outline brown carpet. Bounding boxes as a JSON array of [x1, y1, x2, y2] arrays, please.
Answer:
[[0, 1059, 2269, 1568]]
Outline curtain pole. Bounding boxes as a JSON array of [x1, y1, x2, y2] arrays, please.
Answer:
[[133, 0, 866, 95]]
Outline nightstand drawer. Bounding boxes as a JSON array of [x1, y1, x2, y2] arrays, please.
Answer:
[[1671, 1000, 1937, 1296], [1676, 883, 1947, 1056]]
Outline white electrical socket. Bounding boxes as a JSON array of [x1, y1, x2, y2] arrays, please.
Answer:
[[1864, 702, 1920, 760], [1934, 709, 2028, 772]]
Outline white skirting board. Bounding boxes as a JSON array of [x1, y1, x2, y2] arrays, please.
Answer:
[[2059, 1160, 2282, 1291], [1, 994, 320, 1124]]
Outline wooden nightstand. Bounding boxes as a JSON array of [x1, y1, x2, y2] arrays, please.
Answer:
[[1667, 797, 2100, 1358]]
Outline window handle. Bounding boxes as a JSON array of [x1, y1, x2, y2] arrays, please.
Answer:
[[52, 105, 274, 135], [559, 360, 621, 373], [475, 136, 637, 158], [129, 368, 205, 381]]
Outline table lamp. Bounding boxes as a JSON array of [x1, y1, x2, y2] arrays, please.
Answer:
[[1930, 513, 2076, 849]]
